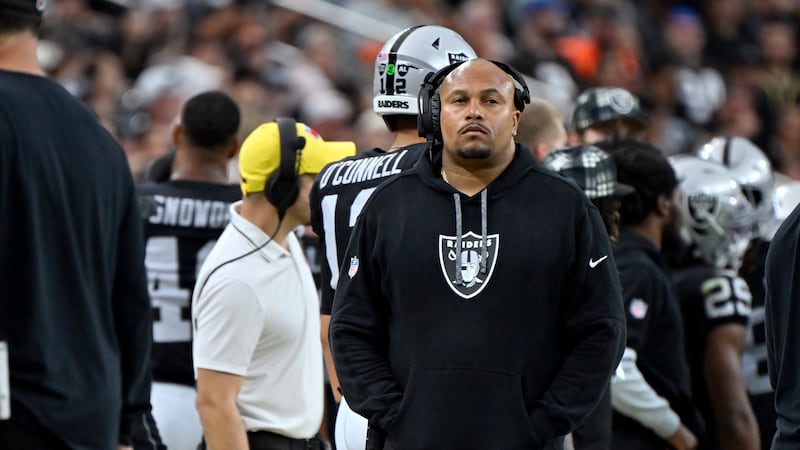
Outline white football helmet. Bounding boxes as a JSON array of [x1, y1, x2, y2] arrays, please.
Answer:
[[761, 178, 800, 240], [373, 25, 476, 117], [671, 155, 756, 270], [696, 136, 774, 239]]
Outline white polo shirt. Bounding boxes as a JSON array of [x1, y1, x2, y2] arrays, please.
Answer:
[[192, 201, 323, 439]]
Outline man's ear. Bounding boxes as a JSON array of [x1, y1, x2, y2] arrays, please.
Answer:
[[657, 194, 671, 217], [227, 138, 240, 160], [172, 123, 182, 147], [533, 144, 550, 163]]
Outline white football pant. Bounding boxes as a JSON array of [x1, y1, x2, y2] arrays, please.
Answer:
[[335, 397, 368, 450], [151, 382, 203, 450]]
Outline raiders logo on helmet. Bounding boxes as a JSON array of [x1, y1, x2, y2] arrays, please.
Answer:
[[687, 193, 719, 226], [438, 231, 499, 299]]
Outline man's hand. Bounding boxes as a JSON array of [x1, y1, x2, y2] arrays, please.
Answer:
[[118, 446, 133, 450], [666, 423, 697, 450]]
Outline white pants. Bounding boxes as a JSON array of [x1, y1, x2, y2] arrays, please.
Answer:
[[334, 397, 368, 450], [151, 382, 203, 450]]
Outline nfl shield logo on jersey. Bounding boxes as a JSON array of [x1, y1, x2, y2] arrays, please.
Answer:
[[438, 231, 499, 300], [348, 256, 359, 279], [629, 298, 649, 319]]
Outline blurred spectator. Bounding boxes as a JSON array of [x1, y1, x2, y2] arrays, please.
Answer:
[[83, 51, 128, 132], [663, 5, 726, 128], [453, 0, 514, 61], [516, 97, 568, 161], [508, 0, 580, 101], [571, 2, 644, 92], [641, 56, 697, 155], [754, 17, 800, 116], [770, 103, 800, 179], [120, 55, 226, 179], [298, 88, 356, 144], [701, 0, 759, 73], [709, 83, 764, 148], [295, 23, 362, 104]]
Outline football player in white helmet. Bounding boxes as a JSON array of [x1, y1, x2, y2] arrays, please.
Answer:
[[696, 136, 775, 240], [740, 176, 800, 448], [310, 25, 476, 450], [761, 178, 800, 241], [669, 155, 761, 449], [673, 156, 756, 271]]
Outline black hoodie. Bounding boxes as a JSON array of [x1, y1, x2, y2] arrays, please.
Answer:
[[330, 144, 626, 449], [765, 204, 800, 449]]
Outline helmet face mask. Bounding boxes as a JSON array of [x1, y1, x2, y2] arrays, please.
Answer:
[[671, 156, 756, 270], [372, 25, 477, 118]]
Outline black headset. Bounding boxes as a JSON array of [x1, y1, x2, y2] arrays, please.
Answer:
[[194, 117, 303, 302], [417, 60, 531, 142], [265, 117, 306, 220]]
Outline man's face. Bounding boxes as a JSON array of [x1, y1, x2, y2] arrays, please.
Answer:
[[580, 119, 642, 144], [438, 60, 521, 166], [288, 174, 315, 225], [663, 187, 686, 242]]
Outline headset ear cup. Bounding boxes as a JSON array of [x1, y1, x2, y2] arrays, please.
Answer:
[[514, 90, 524, 112], [264, 171, 300, 213], [430, 93, 441, 141], [417, 73, 436, 140], [265, 117, 301, 220]]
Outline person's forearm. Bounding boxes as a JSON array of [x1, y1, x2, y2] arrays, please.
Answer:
[[198, 403, 249, 450], [611, 348, 680, 439], [321, 314, 342, 402], [716, 414, 760, 450]]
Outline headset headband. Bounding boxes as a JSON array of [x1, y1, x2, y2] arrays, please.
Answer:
[[417, 60, 531, 143]]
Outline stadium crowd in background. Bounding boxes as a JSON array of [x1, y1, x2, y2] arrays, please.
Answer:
[[10, 0, 800, 449], [34, 0, 800, 181]]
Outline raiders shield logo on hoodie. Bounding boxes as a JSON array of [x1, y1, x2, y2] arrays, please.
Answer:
[[438, 231, 499, 299]]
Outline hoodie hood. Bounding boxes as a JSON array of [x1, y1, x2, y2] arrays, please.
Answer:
[[414, 141, 537, 286]]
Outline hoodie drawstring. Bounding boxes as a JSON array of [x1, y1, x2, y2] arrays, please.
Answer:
[[452, 189, 489, 285], [453, 192, 463, 285], [480, 189, 488, 274]]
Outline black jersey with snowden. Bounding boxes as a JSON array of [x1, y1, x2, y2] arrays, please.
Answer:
[[330, 145, 626, 449], [310, 143, 426, 314], [611, 232, 706, 446], [0, 70, 151, 449], [671, 262, 751, 448], [137, 180, 241, 385]]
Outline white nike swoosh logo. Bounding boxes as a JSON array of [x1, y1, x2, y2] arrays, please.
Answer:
[[589, 255, 608, 268]]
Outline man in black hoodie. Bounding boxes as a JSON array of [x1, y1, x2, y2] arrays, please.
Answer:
[[765, 202, 800, 449], [0, 1, 151, 448], [599, 139, 704, 449], [330, 58, 626, 449]]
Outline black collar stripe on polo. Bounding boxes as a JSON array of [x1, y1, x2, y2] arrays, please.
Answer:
[[385, 25, 423, 96]]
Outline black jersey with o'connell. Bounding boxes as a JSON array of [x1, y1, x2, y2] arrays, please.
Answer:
[[310, 143, 427, 314]]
